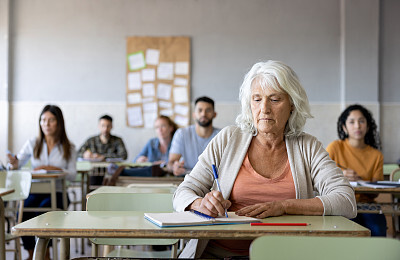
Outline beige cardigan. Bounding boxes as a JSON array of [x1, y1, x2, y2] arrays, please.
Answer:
[[173, 125, 357, 258]]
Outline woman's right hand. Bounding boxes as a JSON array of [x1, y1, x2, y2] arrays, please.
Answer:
[[136, 156, 148, 163], [342, 169, 362, 181], [188, 191, 231, 218], [6, 153, 18, 170]]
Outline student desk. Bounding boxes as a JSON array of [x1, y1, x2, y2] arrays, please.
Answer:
[[86, 185, 176, 200], [0, 188, 15, 260], [26, 172, 68, 212], [12, 211, 370, 260], [354, 185, 400, 215]]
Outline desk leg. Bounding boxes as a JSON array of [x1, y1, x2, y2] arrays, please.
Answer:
[[0, 198, 6, 260], [33, 238, 50, 260], [60, 238, 70, 260]]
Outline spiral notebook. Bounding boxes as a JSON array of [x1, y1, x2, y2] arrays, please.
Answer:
[[144, 210, 261, 227]]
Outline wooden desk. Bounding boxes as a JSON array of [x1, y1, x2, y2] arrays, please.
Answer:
[[26, 173, 68, 212], [354, 186, 400, 215], [1, 188, 15, 260], [12, 211, 370, 260], [86, 185, 177, 200]]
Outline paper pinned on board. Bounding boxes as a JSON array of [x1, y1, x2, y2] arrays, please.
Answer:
[[157, 83, 172, 100], [128, 72, 141, 90], [144, 112, 158, 128], [160, 109, 173, 117], [174, 77, 188, 87], [127, 106, 143, 127], [127, 93, 142, 104], [159, 101, 172, 108], [175, 62, 189, 75], [142, 68, 156, 82], [158, 62, 174, 80], [142, 83, 155, 97], [174, 104, 189, 115], [173, 87, 188, 103], [146, 49, 160, 65], [174, 115, 188, 126], [128, 51, 146, 71]]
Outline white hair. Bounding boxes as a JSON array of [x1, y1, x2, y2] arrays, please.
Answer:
[[235, 60, 313, 137]]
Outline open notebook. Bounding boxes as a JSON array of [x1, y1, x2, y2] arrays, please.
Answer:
[[144, 210, 261, 227]]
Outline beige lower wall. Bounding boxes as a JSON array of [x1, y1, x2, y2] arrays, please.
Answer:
[[1, 101, 399, 164]]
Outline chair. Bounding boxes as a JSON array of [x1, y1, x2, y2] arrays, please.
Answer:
[[250, 236, 400, 260], [86, 193, 179, 258], [390, 167, 400, 238], [2, 170, 32, 260], [126, 183, 177, 194]]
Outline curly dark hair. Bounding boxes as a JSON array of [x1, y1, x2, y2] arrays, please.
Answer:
[[337, 104, 381, 150]]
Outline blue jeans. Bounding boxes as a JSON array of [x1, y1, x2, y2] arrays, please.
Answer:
[[21, 193, 68, 250], [352, 213, 387, 237]]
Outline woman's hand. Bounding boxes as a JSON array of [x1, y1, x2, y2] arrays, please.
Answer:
[[236, 201, 285, 219], [188, 191, 231, 218], [6, 153, 18, 170], [172, 160, 186, 176], [136, 156, 148, 163], [342, 169, 362, 181]]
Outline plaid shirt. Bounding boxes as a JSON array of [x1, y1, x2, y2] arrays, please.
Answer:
[[77, 135, 127, 160]]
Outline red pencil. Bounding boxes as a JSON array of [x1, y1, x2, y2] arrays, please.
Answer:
[[250, 223, 309, 226]]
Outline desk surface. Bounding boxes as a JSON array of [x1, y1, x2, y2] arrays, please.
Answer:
[[31, 172, 67, 179], [0, 188, 14, 196], [354, 186, 400, 194], [12, 211, 370, 239], [86, 185, 176, 199]]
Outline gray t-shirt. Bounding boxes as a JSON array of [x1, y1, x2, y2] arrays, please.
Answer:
[[169, 125, 220, 170]]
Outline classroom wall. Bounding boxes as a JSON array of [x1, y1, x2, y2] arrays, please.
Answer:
[[0, 0, 399, 163]]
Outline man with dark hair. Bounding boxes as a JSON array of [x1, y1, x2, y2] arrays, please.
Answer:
[[78, 114, 127, 160], [168, 96, 220, 176]]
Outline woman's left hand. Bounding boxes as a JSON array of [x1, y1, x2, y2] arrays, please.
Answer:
[[236, 201, 286, 219]]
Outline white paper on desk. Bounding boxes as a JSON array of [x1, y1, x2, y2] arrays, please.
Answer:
[[157, 62, 174, 80], [175, 62, 189, 75], [157, 83, 172, 100], [128, 52, 146, 71], [127, 106, 143, 126], [144, 112, 158, 128], [173, 87, 188, 103], [142, 83, 155, 97], [143, 102, 157, 112], [141, 68, 156, 82], [159, 100, 172, 108], [127, 93, 142, 104], [160, 109, 173, 117], [174, 104, 189, 115], [175, 115, 188, 126], [128, 72, 142, 90], [174, 77, 188, 87], [146, 49, 160, 65]]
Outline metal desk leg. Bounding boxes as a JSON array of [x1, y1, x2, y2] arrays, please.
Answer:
[[0, 198, 6, 260], [33, 238, 50, 260], [60, 238, 70, 260]]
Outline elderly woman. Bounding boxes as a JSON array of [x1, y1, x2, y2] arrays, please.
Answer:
[[173, 60, 357, 258]]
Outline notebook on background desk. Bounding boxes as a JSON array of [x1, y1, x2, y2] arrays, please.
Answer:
[[144, 210, 261, 227]]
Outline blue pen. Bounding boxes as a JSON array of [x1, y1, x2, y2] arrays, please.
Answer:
[[212, 164, 229, 218]]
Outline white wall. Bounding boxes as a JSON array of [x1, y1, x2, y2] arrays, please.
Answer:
[[1, 0, 399, 163]]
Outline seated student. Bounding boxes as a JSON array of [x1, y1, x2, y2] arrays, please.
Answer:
[[78, 114, 127, 161], [326, 104, 386, 236], [134, 115, 178, 165], [167, 96, 220, 176], [7, 104, 77, 260], [119, 116, 178, 177], [173, 61, 356, 258]]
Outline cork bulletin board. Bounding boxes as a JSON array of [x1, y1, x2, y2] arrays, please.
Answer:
[[126, 36, 191, 128]]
